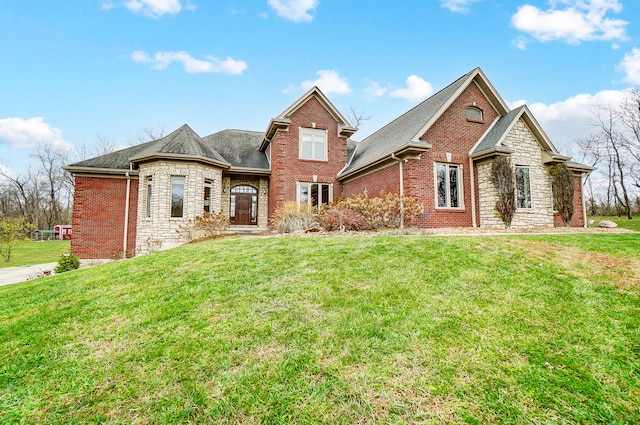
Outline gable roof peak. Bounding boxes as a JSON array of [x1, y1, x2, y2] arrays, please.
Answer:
[[471, 103, 561, 158], [261, 85, 357, 150]]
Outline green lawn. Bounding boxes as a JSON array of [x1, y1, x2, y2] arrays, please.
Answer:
[[588, 214, 640, 231], [0, 240, 70, 268], [1, 235, 638, 424]]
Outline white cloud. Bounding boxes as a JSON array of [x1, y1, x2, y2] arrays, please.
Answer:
[[513, 36, 528, 50], [131, 50, 248, 75], [511, 0, 628, 45], [618, 47, 640, 85], [0, 117, 74, 150], [509, 89, 631, 153], [364, 80, 388, 98], [441, 0, 481, 14], [100, 1, 115, 10], [296, 70, 351, 94], [389, 75, 433, 102], [124, 0, 188, 18], [268, 0, 318, 22]]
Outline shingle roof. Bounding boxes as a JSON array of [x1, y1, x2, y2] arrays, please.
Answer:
[[66, 139, 158, 170], [66, 124, 231, 171], [130, 124, 228, 164], [203, 129, 269, 170], [346, 138, 358, 164], [473, 106, 525, 154], [342, 70, 474, 175]]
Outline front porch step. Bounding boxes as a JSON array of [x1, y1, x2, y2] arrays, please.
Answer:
[[228, 226, 270, 235]]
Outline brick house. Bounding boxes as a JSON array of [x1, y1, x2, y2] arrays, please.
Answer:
[[65, 67, 593, 259]]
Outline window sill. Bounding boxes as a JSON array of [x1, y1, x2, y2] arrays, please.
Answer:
[[298, 158, 329, 162], [435, 207, 466, 212], [466, 118, 484, 124]]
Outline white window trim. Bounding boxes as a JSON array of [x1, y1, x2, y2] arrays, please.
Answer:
[[170, 175, 186, 219], [145, 176, 153, 218], [466, 106, 483, 122], [433, 162, 465, 210], [515, 166, 533, 210], [296, 182, 333, 212], [203, 179, 212, 213], [299, 127, 328, 161]]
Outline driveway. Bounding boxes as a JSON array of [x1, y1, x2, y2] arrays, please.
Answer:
[[0, 263, 58, 287]]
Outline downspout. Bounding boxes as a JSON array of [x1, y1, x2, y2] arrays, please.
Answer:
[[123, 171, 131, 259], [581, 172, 587, 228], [469, 156, 477, 227], [391, 153, 404, 228]]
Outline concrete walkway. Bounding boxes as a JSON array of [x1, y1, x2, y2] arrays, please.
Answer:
[[0, 262, 58, 287]]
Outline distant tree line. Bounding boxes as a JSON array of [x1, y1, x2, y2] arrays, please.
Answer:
[[578, 89, 640, 219], [0, 124, 166, 233]]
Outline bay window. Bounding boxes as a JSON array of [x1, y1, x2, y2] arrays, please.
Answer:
[[171, 176, 185, 217]]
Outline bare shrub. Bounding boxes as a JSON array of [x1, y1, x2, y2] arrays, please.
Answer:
[[271, 202, 316, 233], [176, 211, 230, 242], [491, 157, 516, 228], [333, 191, 424, 230], [550, 163, 575, 227], [317, 207, 365, 231]]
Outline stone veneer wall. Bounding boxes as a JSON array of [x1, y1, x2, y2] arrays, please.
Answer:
[[477, 120, 554, 228], [135, 161, 223, 254], [221, 176, 269, 229]]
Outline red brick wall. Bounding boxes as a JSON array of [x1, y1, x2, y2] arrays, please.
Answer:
[[342, 164, 400, 197], [343, 82, 496, 228], [71, 176, 138, 259], [268, 96, 348, 222], [554, 174, 585, 227]]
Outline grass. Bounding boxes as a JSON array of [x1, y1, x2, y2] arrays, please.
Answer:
[[0, 240, 70, 268], [588, 214, 640, 231], [1, 234, 639, 424]]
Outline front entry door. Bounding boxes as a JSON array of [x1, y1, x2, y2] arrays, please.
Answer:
[[235, 194, 253, 225]]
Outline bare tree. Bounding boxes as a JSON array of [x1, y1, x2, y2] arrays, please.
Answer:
[[31, 142, 73, 227], [0, 166, 41, 227], [346, 107, 371, 129], [131, 122, 167, 145], [593, 105, 634, 219]]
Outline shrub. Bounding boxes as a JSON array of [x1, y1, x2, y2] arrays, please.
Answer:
[[54, 253, 80, 274], [271, 202, 316, 233], [550, 163, 575, 227], [0, 216, 33, 263], [334, 191, 424, 230], [177, 211, 230, 242], [317, 207, 365, 231], [491, 157, 516, 228]]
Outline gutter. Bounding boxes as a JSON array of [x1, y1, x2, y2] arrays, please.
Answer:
[[581, 173, 587, 229], [469, 157, 477, 227], [123, 171, 131, 259], [339, 141, 431, 181], [391, 153, 404, 228]]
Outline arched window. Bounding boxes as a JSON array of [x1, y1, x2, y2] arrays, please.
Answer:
[[466, 106, 483, 122], [230, 185, 258, 225]]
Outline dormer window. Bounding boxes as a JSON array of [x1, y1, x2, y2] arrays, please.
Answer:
[[466, 106, 483, 122]]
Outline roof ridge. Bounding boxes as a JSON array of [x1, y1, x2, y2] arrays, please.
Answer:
[[359, 69, 474, 143]]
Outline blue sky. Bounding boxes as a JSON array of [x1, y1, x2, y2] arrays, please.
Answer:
[[1, 0, 640, 174]]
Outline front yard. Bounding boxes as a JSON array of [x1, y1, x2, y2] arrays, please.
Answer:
[[1, 233, 638, 423]]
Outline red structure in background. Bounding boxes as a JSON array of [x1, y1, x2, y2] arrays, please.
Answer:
[[54, 224, 72, 240]]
